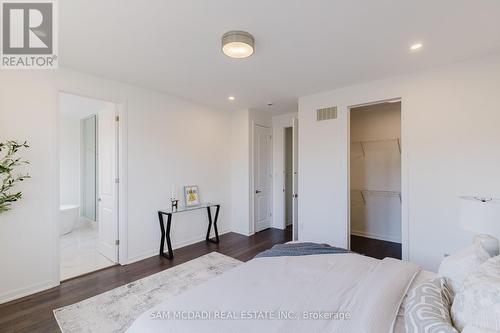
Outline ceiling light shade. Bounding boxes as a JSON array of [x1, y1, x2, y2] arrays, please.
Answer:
[[410, 43, 423, 51], [222, 31, 254, 59]]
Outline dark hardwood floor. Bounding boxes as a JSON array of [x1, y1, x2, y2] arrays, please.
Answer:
[[350, 235, 402, 260], [0, 227, 292, 333]]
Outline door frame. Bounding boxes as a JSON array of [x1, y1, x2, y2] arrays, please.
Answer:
[[281, 126, 293, 230], [292, 117, 299, 241], [250, 122, 273, 234], [270, 113, 297, 234], [273, 125, 293, 231], [56, 91, 128, 284], [346, 98, 409, 261]]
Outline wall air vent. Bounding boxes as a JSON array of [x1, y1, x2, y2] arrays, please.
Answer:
[[317, 106, 337, 121]]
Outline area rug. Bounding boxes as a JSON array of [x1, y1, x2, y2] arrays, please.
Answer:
[[54, 252, 242, 333]]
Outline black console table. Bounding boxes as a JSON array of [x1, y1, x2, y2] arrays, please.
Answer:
[[157, 203, 220, 259]]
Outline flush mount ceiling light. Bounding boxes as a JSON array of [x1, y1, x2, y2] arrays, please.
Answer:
[[222, 31, 254, 59], [410, 42, 423, 51], [228, 96, 235, 101]]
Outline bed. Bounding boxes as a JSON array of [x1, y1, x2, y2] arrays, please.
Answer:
[[127, 244, 435, 333]]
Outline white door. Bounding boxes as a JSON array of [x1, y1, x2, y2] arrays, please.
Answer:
[[292, 118, 299, 241], [98, 103, 119, 262], [254, 125, 272, 232]]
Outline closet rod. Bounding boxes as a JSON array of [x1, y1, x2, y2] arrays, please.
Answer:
[[351, 189, 402, 203], [350, 138, 401, 156]]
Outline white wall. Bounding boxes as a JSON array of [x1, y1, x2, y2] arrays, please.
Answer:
[[350, 103, 401, 243], [0, 69, 232, 303], [271, 112, 298, 229], [59, 116, 81, 206], [249, 109, 272, 129], [230, 109, 251, 235], [126, 90, 232, 263], [299, 53, 500, 271]]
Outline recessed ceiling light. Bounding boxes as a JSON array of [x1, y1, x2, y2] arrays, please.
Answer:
[[410, 43, 423, 51], [222, 31, 254, 59], [228, 96, 235, 101]]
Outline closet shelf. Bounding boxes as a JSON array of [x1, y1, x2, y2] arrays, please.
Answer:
[[350, 138, 401, 156], [351, 189, 401, 204]]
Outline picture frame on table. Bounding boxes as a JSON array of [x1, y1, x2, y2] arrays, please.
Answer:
[[184, 185, 200, 206]]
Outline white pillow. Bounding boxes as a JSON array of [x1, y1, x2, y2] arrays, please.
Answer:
[[404, 278, 458, 333], [438, 243, 490, 295], [451, 255, 500, 331]]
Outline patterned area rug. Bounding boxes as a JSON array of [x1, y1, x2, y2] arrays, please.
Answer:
[[54, 252, 242, 333]]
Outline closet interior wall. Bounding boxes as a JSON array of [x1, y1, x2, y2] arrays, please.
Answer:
[[350, 102, 402, 244]]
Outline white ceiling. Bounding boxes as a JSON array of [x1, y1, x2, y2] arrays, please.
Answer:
[[59, 0, 500, 115]]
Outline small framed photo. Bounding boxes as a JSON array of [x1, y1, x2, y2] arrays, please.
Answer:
[[184, 185, 200, 206]]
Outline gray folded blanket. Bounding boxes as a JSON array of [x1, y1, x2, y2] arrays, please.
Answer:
[[255, 242, 350, 258]]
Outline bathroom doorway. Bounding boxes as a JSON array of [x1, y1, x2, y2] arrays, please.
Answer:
[[59, 92, 120, 280]]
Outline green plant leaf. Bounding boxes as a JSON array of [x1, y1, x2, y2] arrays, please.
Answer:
[[0, 140, 30, 214]]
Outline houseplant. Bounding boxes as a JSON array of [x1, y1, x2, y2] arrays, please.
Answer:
[[0, 140, 30, 213]]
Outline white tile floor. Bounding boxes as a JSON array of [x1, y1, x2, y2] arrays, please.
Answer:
[[60, 222, 115, 280]]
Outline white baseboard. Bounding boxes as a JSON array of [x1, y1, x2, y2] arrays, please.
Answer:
[[126, 250, 160, 265], [126, 228, 231, 264], [351, 230, 401, 244], [230, 228, 253, 237], [0, 280, 58, 305]]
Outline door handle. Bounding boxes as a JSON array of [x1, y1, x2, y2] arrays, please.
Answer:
[[255, 190, 262, 194]]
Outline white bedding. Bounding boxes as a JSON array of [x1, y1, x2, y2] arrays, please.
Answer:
[[128, 253, 433, 333]]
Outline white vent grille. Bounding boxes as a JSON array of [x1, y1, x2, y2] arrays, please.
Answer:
[[317, 106, 337, 121]]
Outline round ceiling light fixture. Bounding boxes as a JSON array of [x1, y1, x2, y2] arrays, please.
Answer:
[[410, 42, 423, 51], [222, 31, 254, 59]]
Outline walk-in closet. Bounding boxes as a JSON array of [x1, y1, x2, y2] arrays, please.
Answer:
[[350, 101, 402, 259]]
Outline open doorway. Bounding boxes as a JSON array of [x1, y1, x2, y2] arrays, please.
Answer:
[[349, 101, 402, 260], [58, 92, 119, 280], [275, 117, 299, 241]]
